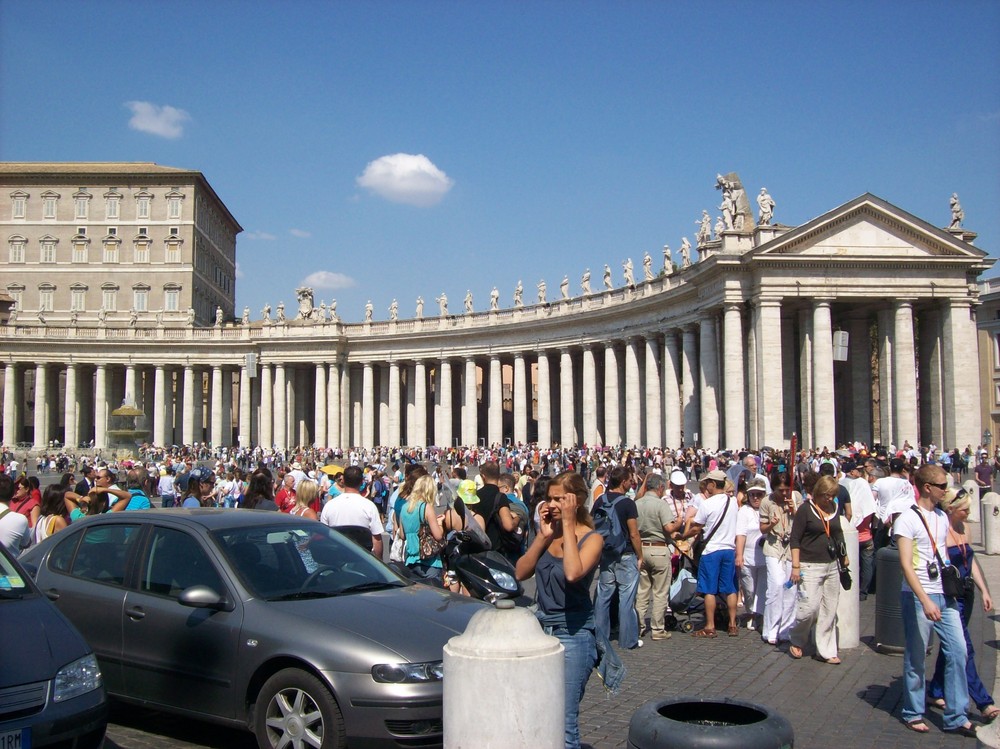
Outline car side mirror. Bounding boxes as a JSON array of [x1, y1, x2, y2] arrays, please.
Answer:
[[178, 585, 232, 611]]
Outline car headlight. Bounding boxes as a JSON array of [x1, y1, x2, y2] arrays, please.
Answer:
[[54, 654, 103, 702], [371, 660, 444, 683]]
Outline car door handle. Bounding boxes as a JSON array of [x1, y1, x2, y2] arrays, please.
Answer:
[[44, 589, 59, 601], [125, 606, 146, 620]]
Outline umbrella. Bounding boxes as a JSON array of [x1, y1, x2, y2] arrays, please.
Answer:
[[319, 464, 344, 476]]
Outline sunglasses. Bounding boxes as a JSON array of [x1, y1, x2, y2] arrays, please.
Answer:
[[926, 481, 948, 491]]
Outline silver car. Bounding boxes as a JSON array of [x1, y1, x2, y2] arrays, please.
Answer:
[[19, 509, 485, 748]]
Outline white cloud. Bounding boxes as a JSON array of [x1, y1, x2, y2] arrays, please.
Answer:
[[235, 262, 244, 279], [243, 231, 277, 240], [290, 228, 312, 238], [356, 153, 454, 207], [303, 271, 357, 290], [124, 101, 191, 139]]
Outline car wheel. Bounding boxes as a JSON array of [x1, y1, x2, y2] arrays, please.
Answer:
[[254, 668, 346, 749]]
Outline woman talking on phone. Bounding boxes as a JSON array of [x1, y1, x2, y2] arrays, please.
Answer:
[[516, 471, 605, 749]]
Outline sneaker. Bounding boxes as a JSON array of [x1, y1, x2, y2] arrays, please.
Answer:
[[746, 620, 756, 631], [630, 639, 644, 649], [651, 631, 672, 641]]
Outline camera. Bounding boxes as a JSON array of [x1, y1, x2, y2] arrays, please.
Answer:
[[926, 561, 939, 580], [780, 533, 791, 546]]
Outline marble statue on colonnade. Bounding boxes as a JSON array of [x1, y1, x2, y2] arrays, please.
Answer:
[[680, 238, 692, 268], [696, 210, 712, 245], [131, 308, 140, 327], [623, 258, 635, 287], [415, 296, 423, 319], [642, 252, 654, 281], [715, 172, 755, 232], [295, 287, 315, 319], [242, 307, 250, 325], [436, 293, 448, 316], [318, 302, 327, 322], [364, 301, 373, 322], [514, 280, 523, 307], [186, 307, 196, 325], [714, 215, 725, 239], [388, 299, 398, 321], [71, 309, 79, 326], [949, 193, 964, 230], [37, 309, 46, 326], [603, 264, 612, 289], [490, 286, 499, 310], [261, 304, 270, 323], [537, 279, 547, 303], [757, 188, 775, 225], [329, 299, 338, 321], [662, 245, 671, 272], [464, 291, 473, 314], [215, 306, 223, 326], [581, 269, 592, 295], [276, 302, 285, 323], [6, 307, 16, 325], [560, 276, 569, 299]]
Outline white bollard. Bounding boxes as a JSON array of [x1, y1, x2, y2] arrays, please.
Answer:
[[964, 480, 981, 523], [836, 517, 860, 649], [444, 600, 564, 748], [983, 493, 1000, 555]]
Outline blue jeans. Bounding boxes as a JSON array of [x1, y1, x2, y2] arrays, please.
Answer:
[[928, 592, 995, 711], [859, 539, 875, 594], [542, 623, 597, 749], [595, 553, 641, 649], [901, 591, 969, 729]]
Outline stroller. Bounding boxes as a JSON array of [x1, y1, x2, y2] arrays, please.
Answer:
[[664, 565, 732, 633]]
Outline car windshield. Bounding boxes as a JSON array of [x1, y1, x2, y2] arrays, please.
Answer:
[[213, 522, 406, 601], [0, 547, 32, 597]]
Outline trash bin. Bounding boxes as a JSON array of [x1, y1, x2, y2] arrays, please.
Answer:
[[983, 492, 1000, 555], [875, 545, 905, 654], [628, 697, 793, 749]]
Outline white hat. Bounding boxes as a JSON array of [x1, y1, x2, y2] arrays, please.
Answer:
[[669, 470, 687, 486]]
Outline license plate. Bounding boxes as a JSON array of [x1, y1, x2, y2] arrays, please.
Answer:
[[0, 728, 30, 749]]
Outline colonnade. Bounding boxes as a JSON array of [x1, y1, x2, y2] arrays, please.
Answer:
[[0, 296, 982, 452]]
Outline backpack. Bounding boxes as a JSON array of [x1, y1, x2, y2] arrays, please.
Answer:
[[592, 493, 628, 560], [488, 496, 527, 558]]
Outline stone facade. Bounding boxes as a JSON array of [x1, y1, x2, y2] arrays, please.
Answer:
[[977, 277, 1000, 451], [0, 165, 992, 452]]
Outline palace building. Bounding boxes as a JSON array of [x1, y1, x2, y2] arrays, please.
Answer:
[[1, 163, 992, 453]]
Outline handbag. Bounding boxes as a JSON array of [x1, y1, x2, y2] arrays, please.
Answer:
[[417, 503, 444, 561], [389, 528, 406, 563], [837, 560, 852, 591], [910, 505, 964, 598]]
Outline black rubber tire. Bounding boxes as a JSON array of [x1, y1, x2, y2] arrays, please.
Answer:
[[254, 668, 346, 749], [627, 696, 793, 749]]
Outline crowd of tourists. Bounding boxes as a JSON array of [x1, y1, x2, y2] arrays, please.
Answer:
[[0, 439, 997, 745]]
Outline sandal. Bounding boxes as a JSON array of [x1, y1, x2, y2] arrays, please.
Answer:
[[788, 645, 803, 659], [903, 719, 930, 734], [943, 723, 976, 738], [926, 697, 946, 710], [727, 624, 739, 637], [982, 705, 1000, 722], [692, 628, 717, 638], [821, 656, 841, 665]]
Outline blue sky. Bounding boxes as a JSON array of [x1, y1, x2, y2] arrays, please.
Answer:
[[2, 1, 998, 321]]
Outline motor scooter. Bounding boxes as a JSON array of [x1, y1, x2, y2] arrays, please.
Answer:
[[442, 530, 523, 603]]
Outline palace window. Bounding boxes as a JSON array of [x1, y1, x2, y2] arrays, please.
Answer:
[[6, 284, 24, 310], [8, 235, 26, 263], [134, 239, 150, 264], [102, 236, 120, 264], [101, 283, 118, 312], [72, 229, 89, 263], [166, 191, 183, 220], [38, 284, 55, 312], [135, 190, 152, 220], [70, 284, 87, 312], [165, 237, 182, 263], [10, 191, 28, 220], [41, 191, 60, 220], [133, 284, 150, 312], [73, 188, 91, 219], [40, 236, 57, 263], [104, 189, 121, 220], [164, 284, 180, 312]]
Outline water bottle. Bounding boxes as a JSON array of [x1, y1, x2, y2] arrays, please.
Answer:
[[784, 573, 801, 589]]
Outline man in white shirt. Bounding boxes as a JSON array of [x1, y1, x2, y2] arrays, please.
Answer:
[[873, 457, 916, 523], [0, 474, 29, 554], [681, 469, 739, 638], [319, 465, 384, 558]]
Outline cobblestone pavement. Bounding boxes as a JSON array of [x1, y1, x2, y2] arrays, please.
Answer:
[[100, 526, 998, 749]]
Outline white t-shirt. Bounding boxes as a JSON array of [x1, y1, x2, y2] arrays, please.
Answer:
[[873, 476, 915, 521], [319, 492, 384, 536], [693, 493, 738, 554], [0, 502, 29, 554], [736, 504, 764, 566], [893, 504, 947, 595]]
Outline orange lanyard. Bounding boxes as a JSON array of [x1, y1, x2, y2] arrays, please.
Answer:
[[811, 501, 833, 538], [947, 527, 968, 568]]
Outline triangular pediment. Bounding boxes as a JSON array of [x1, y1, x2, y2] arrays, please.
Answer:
[[751, 194, 986, 261]]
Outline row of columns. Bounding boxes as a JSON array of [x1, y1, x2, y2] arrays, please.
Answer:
[[0, 298, 982, 452]]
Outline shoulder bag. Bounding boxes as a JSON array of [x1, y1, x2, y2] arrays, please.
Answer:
[[910, 505, 962, 598]]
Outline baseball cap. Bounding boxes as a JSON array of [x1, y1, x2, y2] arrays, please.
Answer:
[[669, 470, 688, 486], [705, 469, 728, 483], [747, 476, 767, 494], [457, 479, 479, 505]]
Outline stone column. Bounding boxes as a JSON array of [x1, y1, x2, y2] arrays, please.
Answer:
[[314, 363, 327, 448], [877, 308, 894, 446], [327, 359, 341, 448], [604, 345, 620, 446], [624, 338, 642, 447], [211, 366, 224, 447], [919, 309, 942, 448], [723, 303, 745, 450], [681, 326, 699, 446], [260, 364, 273, 448], [378, 366, 390, 447], [193, 368, 205, 444], [942, 300, 980, 449], [643, 336, 662, 447], [153, 365, 167, 446], [295, 367, 309, 447], [63, 363, 78, 450], [812, 301, 836, 449], [388, 361, 401, 447], [537, 351, 551, 447], [362, 362, 375, 449], [3, 364, 18, 447], [513, 353, 528, 445], [274, 364, 287, 449], [463, 357, 478, 447], [560, 348, 575, 446], [663, 332, 681, 448], [699, 315, 720, 449], [239, 364, 252, 447], [413, 360, 427, 447], [438, 360, 453, 448], [94, 364, 108, 449], [142, 369, 154, 427], [755, 301, 785, 448], [32, 364, 48, 449], [798, 308, 814, 448], [222, 368, 233, 446], [848, 314, 872, 446], [182, 365, 196, 445], [340, 363, 351, 447], [892, 300, 918, 447], [582, 346, 599, 446], [488, 355, 502, 447], [123, 364, 136, 408]]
